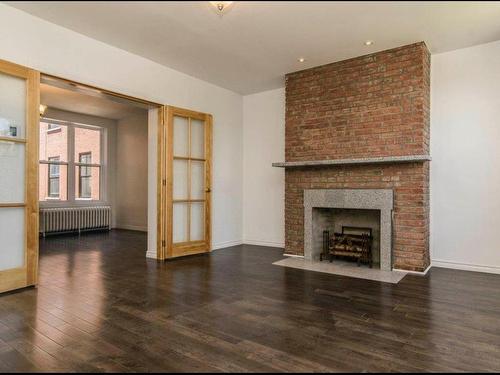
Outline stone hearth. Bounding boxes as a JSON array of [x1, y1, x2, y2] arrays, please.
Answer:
[[303, 189, 393, 271]]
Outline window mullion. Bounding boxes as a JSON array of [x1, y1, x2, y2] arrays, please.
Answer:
[[68, 125, 76, 203]]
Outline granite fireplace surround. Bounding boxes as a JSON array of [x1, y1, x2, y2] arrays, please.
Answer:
[[274, 42, 431, 272]]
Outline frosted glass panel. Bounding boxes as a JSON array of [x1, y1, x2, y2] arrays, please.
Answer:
[[173, 160, 188, 200], [191, 119, 205, 159], [0, 142, 25, 203], [173, 203, 188, 243], [173, 116, 189, 157], [0, 208, 25, 271], [190, 203, 205, 241], [191, 161, 205, 200], [0, 72, 26, 139]]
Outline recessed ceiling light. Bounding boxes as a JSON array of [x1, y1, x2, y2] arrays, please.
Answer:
[[298, 57, 306, 63], [365, 40, 374, 46]]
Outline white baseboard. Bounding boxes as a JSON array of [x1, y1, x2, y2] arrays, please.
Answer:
[[114, 224, 147, 232], [146, 250, 157, 259], [211, 239, 243, 250], [432, 259, 500, 275], [243, 239, 285, 248], [393, 264, 431, 276], [283, 253, 305, 258]]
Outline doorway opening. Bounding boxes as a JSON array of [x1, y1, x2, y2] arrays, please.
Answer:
[[38, 74, 160, 258]]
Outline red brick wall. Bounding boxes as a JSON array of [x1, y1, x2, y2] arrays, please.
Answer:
[[284, 43, 430, 272], [286, 42, 430, 161]]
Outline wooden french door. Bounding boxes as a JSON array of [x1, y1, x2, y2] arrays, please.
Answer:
[[0, 59, 39, 293], [159, 106, 212, 259]]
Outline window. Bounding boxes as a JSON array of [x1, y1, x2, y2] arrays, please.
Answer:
[[39, 120, 104, 203], [78, 152, 92, 199], [48, 157, 60, 198]]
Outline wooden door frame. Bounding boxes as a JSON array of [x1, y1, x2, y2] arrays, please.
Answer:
[[158, 105, 212, 259], [0, 59, 39, 293]]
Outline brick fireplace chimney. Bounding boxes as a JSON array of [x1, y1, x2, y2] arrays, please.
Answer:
[[279, 42, 430, 272]]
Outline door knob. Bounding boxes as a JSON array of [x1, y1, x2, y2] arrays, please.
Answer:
[[206, 188, 211, 193]]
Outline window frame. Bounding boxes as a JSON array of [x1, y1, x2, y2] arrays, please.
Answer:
[[39, 118, 106, 207], [47, 156, 60, 198], [78, 152, 92, 199]]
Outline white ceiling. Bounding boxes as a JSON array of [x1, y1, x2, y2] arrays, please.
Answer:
[[7, 1, 500, 94], [41, 83, 146, 120]]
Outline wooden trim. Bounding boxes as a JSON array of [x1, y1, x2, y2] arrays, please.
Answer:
[[168, 106, 207, 121], [173, 156, 206, 162], [0, 267, 28, 293], [187, 117, 192, 242], [41, 73, 162, 108], [165, 106, 174, 258], [26, 69, 40, 286], [205, 114, 213, 252], [0, 136, 26, 144], [0, 59, 31, 79], [173, 199, 205, 203], [0, 203, 26, 208], [156, 106, 167, 260]]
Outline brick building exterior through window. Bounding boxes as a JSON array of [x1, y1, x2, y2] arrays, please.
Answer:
[[39, 120, 102, 203]]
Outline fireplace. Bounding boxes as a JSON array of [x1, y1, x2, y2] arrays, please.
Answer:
[[274, 42, 431, 272], [317, 210, 380, 267], [304, 189, 393, 270]]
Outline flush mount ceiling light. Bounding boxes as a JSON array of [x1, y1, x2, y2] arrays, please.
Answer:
[[39, 104, 47, 116], [209, 1, 234, 15], [298, 57, 306, 63], [364, 40, 374, 46]]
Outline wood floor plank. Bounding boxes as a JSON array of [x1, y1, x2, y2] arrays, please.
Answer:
[[0, 230, 499, 372]]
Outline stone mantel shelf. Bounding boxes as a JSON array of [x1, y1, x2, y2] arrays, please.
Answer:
[[272, 155, 431, 168]]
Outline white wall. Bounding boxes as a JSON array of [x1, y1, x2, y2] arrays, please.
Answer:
[[242, 88, 285, 247], [0, 4, 243, 253], [115, 113, 149, 232], [431, 40, 500, 274]]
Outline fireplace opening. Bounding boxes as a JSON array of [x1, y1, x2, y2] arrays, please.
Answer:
[[312, 208, 381, 269]]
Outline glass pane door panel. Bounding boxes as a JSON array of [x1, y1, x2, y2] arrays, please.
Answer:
[[173, 116, 189, 157], [39, 163, 68, 202], [173, 159, 188, 200], [0, 72, 26, 139], [191, 161, 205, 200], [190, 119, 205, 159], [190, 202, 205, 241], [0, 208, 25, 271], [39, 122, 68, 162], [173, 203, 188, 243], [0, 142, 25, 203]]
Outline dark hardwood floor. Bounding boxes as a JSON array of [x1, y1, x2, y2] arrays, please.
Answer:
[[0, 230, 500, 372]]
